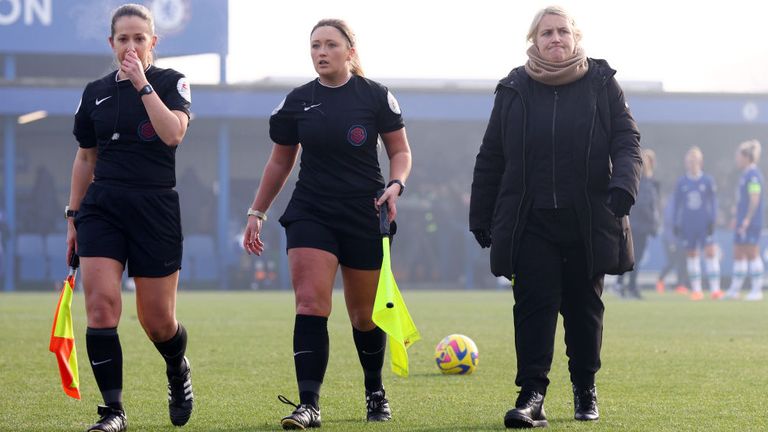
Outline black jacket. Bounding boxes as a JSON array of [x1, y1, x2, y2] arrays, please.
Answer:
[[470, 58, 642, 278]]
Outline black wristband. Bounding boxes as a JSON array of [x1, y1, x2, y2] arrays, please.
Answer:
[[387, 179, 405, 196]]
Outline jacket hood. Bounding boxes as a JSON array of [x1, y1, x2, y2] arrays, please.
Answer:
[[497, 58, 616, 91]]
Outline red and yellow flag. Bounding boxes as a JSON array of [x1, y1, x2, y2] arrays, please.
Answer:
[[49, 263, 80, 399]]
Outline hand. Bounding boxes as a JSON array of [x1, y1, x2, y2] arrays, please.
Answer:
[[607, 188, 633, 218], [66, 220, 77, 266], [122, 49, 149, 91], [471, 229, 492, 248], [375, 184, 400, 223], [243, 217, 265, 256]]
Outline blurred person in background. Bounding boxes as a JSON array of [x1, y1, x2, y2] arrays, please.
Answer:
[[724, 139, 765, 301], [673, 147, 722, 300], [469, 6, 641, 428], [66, 4, 193, 431], [615, 149, 660, 299], [656, 194, 690, 294], [242, 18, 412, 429]]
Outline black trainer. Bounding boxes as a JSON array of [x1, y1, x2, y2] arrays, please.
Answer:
[[86, 405, 127, 432], [504, 390, 548, 428], [278, 395, 321, 430], [573, 384, 599, 421], [168, 356, 194, 426], [366, 389, 392, 421]]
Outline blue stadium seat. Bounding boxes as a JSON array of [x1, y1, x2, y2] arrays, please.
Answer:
[[184, 235, 218, 282], [46, 233, 67, 281], [17, 234, 46, 282]]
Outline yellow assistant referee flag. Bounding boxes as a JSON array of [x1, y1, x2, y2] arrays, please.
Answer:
[[49, 255, 81, 399], [372, 236, 421, 377]]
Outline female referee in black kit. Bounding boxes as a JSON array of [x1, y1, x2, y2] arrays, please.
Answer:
[[66, 4, 193, 431], [243, 18, 412, 430]]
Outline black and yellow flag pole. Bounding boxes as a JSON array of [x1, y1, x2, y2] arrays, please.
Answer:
[[372, 200, 421, 377]]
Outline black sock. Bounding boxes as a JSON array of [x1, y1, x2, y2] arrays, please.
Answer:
[[86, 327, 123, 411], [293, 314, 329, 409], [153, 323, 188, 375], [352, 326, 386, 392]]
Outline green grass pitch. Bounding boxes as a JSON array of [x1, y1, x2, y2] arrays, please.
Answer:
[[1, 290, 766, 431]]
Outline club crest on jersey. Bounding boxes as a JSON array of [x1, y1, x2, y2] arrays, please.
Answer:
[[347, 125, 367, 146], [138, 120, 158, 141]]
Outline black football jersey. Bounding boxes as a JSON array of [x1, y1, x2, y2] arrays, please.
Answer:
[[270, 75, 404, 198], [73, 65, 191, 188]]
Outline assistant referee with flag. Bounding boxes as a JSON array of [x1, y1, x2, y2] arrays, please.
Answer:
[[243, 18, 412, 430]]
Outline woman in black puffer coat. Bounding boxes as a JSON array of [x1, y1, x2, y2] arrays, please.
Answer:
[[469, 5, 642, 429]]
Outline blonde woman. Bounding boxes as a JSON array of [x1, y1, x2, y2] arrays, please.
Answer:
[[724, 140, 765, 300], [470, 6, 641, 428], [242, 18, 412, 429], [672, 147, 722, 300]]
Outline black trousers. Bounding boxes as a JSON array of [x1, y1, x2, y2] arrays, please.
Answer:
[[513, 209, 604, 394]]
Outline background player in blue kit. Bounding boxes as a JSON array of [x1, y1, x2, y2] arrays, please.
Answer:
[[242, 18, 413, 429], [724, 140, 765, 301], [673, 147, 722, 300], [66, 4, 194, 431]]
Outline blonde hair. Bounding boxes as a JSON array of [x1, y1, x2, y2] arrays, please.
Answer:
[[686, 146, 703, 162], [738, 139, 762, 163], [527, 5, 582, 44], [642, 149, 656, 177], [311, 19, 364, 77]]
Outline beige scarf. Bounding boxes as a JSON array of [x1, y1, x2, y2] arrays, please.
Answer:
[[525, 45, 589, 86]]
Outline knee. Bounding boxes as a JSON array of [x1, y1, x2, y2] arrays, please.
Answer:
[[348, 309, 375, 331], [86, 298, 120, 328], [294, 286, 331, 317], [139, 315, 177, 342]]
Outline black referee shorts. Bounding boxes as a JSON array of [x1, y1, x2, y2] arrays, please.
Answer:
[[280, 192, 393, 270], [75, 182, 183, 278]]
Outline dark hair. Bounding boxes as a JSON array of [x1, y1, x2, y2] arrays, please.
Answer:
[[110, 3, 156, 64], [311, 18, 364, 76], [111, 3, 155, 37]]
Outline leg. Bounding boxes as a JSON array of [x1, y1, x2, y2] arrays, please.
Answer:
[[686, 248, 703, 299], [289, 248, 337, 409], [703, 243, 722, 295], [560, 246, 605, 389], [82, 257, 125, 411], [627, 232, 648, 298], [745, 244, 764, 299], [342, 266, 387, 389], [727, 245, 748, 297], [512, 223, 562, 395], [342, 265, 391, 421], [135, 271, 194, 426]]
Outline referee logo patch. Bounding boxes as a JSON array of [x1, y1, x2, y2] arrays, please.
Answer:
[[138, 120, 158, 141], [347, 125, 367, 146]]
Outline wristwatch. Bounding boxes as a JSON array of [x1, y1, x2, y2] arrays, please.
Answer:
[[64, 205, 78, 219], [139, 84, 154, 96], [387, 179, 406, 196], [247, 208, 267, 221]]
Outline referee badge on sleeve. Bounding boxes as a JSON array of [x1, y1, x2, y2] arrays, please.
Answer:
[[177, 77, 191, 102], [387, 91, 401, 115]]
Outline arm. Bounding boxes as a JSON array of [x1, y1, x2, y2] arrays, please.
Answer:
[[606, 77, 642, 200], [740, 188, 761, 231], [243, 144, 300, 255], [469, 88, 507, 233], [708, 179, 718, 231], [123, 50, 189, 146], [66, 147, 97, 262], [376, 128, 412, 222]]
